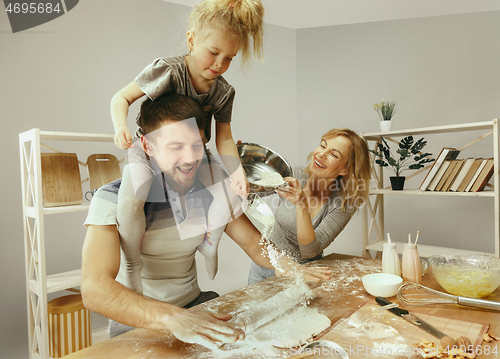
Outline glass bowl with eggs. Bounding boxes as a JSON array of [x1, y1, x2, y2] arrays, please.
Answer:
[[428, 254, 500, 298]]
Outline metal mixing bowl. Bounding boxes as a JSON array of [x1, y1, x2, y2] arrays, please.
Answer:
[[237, 142, 293, 194], [429, 254, 500, 298]]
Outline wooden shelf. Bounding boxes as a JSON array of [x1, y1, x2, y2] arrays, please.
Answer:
[[46, 269, 82, 293], [361, 119, 499, 259], [28, 270, 82, 294], [362, 120, 494, 140], [369, 189, 495, 197], [366, 241, 494, 258], [39, 130, 114, 142], [24, 204, 91, 217], [19, 128, 116, 359]]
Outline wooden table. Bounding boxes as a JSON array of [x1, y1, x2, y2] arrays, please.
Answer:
[[66, 254, 500, 358]]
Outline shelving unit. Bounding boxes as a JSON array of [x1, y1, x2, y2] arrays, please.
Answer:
[[361, 120, 500, 258], [19, 128, 116, 359]]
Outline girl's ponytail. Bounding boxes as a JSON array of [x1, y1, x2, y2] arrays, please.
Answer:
[[189, 0, 265, 66]]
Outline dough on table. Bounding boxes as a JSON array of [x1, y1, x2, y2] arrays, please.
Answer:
[[246, 306, 331, 348]]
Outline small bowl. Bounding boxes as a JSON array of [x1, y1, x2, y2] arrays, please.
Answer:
[[429, 254, 500, 298], [237, 142, 293, 195], [362, 273, 403, 297]]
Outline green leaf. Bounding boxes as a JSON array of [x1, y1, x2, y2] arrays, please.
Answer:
[[411, 138, 427, 154], [400, 136, 413, 150]]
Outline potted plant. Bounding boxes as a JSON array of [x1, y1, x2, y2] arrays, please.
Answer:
[[369, 136, 434, 190], [374, 99, 397, 132]]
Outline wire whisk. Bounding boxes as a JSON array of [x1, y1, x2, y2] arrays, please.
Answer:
[[398, 282, 500, 311]]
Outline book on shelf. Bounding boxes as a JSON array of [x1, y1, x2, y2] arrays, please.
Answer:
[[434, 160, 457, 191], [449, 158, 475, 191], [465, 159, 489, 192], [456, 158, 484, 192], [419, 148, 460, 191], [470, 158, 494, 192], [428, 160, 451, 191], [440, 159, 465, 192]]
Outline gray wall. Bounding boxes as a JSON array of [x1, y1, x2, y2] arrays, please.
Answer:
[[296, 11, 500, 256], [1, 1, 499, 358]]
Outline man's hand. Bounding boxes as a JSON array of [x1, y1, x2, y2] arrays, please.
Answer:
[[163, 310, 245, 350]]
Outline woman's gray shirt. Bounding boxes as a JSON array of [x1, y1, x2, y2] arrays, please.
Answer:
[[270, 175, 354, 264]]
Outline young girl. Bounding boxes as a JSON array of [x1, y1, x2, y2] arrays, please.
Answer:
[[112, 0, 265, 293]]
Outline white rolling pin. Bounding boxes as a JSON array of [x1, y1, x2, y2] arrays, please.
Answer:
[[231, 284, 314, 334]]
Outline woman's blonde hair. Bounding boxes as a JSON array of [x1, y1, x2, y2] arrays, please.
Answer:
[[305, 128, 372, 212], [189, 0, 264, 66]]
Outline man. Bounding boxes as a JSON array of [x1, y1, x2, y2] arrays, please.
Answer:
[[81, 93, 330, 349]]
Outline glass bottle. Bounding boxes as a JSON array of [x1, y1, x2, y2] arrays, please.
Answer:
[[402, 239, 422, 284]]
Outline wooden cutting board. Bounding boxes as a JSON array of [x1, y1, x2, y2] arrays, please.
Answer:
[[86, 154, 121, 191], [41, 153, 82, 207]]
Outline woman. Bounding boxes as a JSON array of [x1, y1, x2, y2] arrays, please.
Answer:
[[248, 128, 372, 284]]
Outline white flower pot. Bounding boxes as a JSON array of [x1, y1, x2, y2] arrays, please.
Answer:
[[379, 120, 392, 132]]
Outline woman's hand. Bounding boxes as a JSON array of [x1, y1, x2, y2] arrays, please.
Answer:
[[163, 309, 245, 350], [275, 259, 331, 282], [276, 177, 307, 208]]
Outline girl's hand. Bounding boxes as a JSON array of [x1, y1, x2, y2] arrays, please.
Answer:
[[275, 260, 332, 282], [275, 177, 307, 207], [114, 127, 133, 150], [230, 167, 249, 198]]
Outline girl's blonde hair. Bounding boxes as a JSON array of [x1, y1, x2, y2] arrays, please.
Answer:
[[189, 0, 264, 66], [305, 128, 372, 212]]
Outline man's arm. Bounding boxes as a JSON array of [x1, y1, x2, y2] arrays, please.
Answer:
[[224, 211, 332, 282], [81, 224, 244, 347]]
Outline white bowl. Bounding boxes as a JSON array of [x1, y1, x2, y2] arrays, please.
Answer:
[[362, 273, 403, 297]]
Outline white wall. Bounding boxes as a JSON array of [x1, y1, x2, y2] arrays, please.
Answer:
[[2, 2, 500, 358], [296, 11, 500, 256]]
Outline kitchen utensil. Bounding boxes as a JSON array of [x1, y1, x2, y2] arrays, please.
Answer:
[[230, 284, 314, 334], [41, 153, 82, 207], [86, 154, 121, 191], [428, 254, 500, 298], [397, 282, 500, 311], [237, 142, 293, 195], [375, 296, 448, 339], [288, 340, 349, 359], [361, 273, 402, 297]]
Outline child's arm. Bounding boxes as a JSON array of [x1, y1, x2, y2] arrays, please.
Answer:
[[111, 81, 146, 149], [215, 122, 249, 198]]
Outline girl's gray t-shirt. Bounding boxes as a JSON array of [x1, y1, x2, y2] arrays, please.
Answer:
[[134, 55, 235, 142]]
